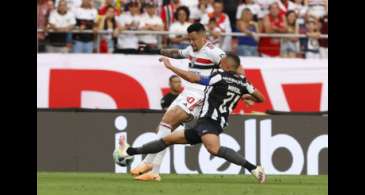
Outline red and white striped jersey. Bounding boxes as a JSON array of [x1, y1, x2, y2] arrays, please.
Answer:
[[179, 41, 226, 92]]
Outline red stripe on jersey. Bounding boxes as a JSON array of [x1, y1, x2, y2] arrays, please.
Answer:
[[195, 58, 214, 64]]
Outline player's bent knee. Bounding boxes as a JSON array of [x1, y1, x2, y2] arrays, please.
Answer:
[[162, 135, 178, 145], [162, 137, 172, 145], [206, 146, 220, 156], [161, 107, 187, 126]]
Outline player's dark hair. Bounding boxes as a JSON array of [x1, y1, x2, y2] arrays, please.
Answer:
[[187, 23, 206, 33], [225, 53, 241, 70], [169, 75, 179, 82], [174, 6, 190, 21]]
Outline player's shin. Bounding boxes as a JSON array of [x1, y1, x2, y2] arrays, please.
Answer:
[[127, 139, 169, 155], [216, 146, 257, 172], [142, 122, 172, 164], [149, 122, 172, 173]]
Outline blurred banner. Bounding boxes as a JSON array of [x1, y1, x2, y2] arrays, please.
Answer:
[[37, 110, 328, 175], [37, 54, 328, 113]]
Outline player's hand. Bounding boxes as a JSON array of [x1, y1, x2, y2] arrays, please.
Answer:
[[244, 99, 255, 106], [159, 57, 173, 69], [242, 94, 255, 106]]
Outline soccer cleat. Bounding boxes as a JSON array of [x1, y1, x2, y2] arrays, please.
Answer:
[[130, 162, 153, 176], [134, 171, 161, 181], [251, 166, 266, 184]]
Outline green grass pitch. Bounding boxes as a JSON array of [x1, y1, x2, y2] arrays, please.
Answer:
[[38, 172, 328, 195]]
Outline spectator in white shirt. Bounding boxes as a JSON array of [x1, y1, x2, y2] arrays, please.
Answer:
[[201, 0, 232, 51], [180, 0, 199, 14], [168, 6, 191, 49], [115, 1, 142, 54], [190, 0, 214, 22], [138, 2, 164, 51], [256, 0, 275, 18], [290, 0, 307, 35], [302, 16, 321, 59], [307, 0, 327, 19], [236, 0, 261, 22], [55, 0, 82, 14], [291, 0, 308, 18], [73, 0, 98, 53], [47, 0, 76, 53]]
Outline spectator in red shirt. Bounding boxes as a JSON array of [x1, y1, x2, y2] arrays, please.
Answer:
[[98, 0, 115, 15], [276, 0, 296, 15], [37, 0, 54, 52], [258, 2, 287, 57], [97, 6, 119, 53]]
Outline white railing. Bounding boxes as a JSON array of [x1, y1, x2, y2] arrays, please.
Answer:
[[37, 29, 328, 39]]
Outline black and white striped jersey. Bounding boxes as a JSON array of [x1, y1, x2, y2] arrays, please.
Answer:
[[198, 69, 255, 128]]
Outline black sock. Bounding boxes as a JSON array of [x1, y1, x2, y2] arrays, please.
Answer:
[[126, 139, 168, 155], [243, 161, 257, 172], [216, 146, 257, 172]]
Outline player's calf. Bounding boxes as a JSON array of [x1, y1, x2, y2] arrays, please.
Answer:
[[127, 139, 169, 155]]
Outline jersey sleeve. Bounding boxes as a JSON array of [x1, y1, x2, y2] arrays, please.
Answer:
[[208, 46, 226, 65], [244, 78, 256, 94], [179, 46, 192, 58], [198, 72, 223, 86]]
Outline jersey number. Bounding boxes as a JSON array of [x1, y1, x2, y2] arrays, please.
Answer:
[[187, 97, 195, 104], [219, 92, 240, 113]]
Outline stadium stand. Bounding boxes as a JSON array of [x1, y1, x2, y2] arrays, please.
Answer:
[[37, 0, 328, 58]]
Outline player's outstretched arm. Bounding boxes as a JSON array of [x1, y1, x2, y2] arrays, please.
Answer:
[[159, 57, 201, 83], [160, 48, 185, 59], [242, 89, 265, 104]]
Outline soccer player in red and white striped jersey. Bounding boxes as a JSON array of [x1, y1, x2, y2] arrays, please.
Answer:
[[130, 23, 230, 181]]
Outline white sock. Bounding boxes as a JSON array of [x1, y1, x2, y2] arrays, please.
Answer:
[[143, 122, 172, 170], [142, 154, 155, 164]]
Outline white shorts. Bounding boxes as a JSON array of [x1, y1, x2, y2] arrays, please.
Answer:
[[167, 89, 205, 122]]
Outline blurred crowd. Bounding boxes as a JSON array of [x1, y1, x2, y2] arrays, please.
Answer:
[[37, 0, 328, 59]]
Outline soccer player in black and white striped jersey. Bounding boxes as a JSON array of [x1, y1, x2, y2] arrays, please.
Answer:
[[119, 53, 267, 183]]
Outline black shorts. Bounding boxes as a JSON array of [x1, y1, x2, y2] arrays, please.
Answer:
[[184, 117, 223, 145]]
